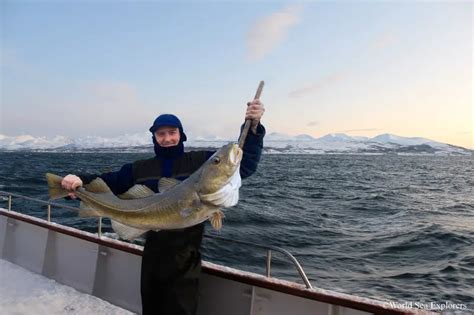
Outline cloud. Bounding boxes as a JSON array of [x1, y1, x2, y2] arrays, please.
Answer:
[[246, 4, 303, 61], [287, 32, 394, 99], [307, 121, 319, 127], [338, 128, 380, 133], [0, 47, 33, 75], [86, 81, 138, 107], [369, 32, 397, 51], [65, 81, 156, 135], [2, 80, 158, 137], [289, 72, 347, 98]]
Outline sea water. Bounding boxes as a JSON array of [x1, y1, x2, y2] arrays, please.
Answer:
[[0, 152, 472, 311]]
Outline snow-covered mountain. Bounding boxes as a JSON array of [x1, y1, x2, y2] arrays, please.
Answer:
[[0, 132, 471, 155], [371, 134, 440, 146], [0, 135, 73, 150], [318, 133, 357, 142], [0, 133, 151, 151]]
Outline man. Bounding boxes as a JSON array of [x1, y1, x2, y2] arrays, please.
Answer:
[[61, 100, 265, 314]]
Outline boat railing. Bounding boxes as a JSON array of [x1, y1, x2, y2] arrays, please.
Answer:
[[0, 190, 313, 289], [202, 234, 313, 288]]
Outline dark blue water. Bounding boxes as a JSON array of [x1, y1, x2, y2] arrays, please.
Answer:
[[0, 152, 473, 310]]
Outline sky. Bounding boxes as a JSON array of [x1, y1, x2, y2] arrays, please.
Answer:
[[0, 1, 472, 148]]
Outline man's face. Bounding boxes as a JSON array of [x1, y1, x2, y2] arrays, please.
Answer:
[[155, 126, 180, 147]]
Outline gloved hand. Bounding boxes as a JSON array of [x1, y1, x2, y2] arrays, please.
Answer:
[[245, 99, 265, 134], [61, 174, 83, 199]]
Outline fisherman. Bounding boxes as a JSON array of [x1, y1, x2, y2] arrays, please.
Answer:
[[61, 100, 265, 315]]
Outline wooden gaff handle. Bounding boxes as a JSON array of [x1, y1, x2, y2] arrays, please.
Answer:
[[238, 81, 265, 148]]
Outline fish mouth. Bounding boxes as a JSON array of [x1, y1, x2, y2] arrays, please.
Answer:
[[200, 165, 242, 207], [229, 144, 243, 166]]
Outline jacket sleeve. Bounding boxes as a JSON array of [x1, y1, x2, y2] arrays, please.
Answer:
[[240, 123, 265, 179], [79, 163, 135, 195]]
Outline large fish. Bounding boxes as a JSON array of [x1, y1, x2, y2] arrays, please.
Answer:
[[46, 143, 243, 240]]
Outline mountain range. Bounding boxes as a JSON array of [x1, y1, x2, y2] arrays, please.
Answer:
[[0, 132, 471, 155]]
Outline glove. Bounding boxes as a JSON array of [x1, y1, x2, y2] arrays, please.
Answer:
[[245, 100, 265, 134]]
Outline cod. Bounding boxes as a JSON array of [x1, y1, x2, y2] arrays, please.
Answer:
[[46, 143, 243, 240]]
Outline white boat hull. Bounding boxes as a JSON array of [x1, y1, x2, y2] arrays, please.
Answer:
[[0, 208, 433, 315]]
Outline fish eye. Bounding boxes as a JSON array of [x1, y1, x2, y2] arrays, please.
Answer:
[[212, 157, 221, 164]]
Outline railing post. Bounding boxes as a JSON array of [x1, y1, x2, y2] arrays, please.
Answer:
[[203, 234, 313, 288], [98, 217, 102, 237], [47, 204, 51, 222], [7, 195, 12, 211], [266, 249, 272, 277]]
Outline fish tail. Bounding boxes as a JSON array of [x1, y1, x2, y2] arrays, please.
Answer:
[[45, 173, 69, 200]]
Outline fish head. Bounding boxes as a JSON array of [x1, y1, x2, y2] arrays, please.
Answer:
[[198, 143, 243, 207]]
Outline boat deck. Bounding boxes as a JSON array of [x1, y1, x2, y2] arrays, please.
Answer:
[[0, 205, 434, 315], [0, 258, 133, 314]]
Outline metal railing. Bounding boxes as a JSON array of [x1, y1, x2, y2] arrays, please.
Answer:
[[0, 191, 104, 236], [203, 234, 313, 288], [0, 190, 313, 289]]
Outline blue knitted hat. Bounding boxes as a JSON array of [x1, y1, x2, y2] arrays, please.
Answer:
[[149, 114, 187, 141]]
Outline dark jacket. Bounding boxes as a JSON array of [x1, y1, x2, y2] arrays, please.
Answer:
[[80, 124, 265, 315], [82, 124, 265, 194]]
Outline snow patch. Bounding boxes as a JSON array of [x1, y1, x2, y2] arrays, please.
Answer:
[[0, 132, 471, 155], [318, 133, 355, 142], [0, 258, 133, 315], [372, 133, 437, 146]]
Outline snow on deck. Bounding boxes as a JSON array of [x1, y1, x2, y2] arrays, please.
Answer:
[[0, 259, 134, 315]]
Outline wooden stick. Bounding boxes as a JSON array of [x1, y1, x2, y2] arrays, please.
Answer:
[[238, 81, 265, 148]]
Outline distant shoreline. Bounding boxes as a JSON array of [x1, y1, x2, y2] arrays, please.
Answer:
[[0, 147, 471, 156]]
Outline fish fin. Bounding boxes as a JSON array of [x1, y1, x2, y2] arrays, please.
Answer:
[[78, 201, 102, 217], [179, 208, 194, 218], [209, 210, 224, 231], [118, 184, 155, 199], [110, 220, 148, 241], [159, 177, 180, 192], [83, 178, 113, 194], [45, 173, 69, 200]]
